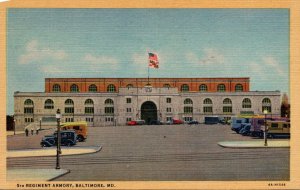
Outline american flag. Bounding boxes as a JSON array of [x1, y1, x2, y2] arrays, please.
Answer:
[[148, 53, 159, 69]]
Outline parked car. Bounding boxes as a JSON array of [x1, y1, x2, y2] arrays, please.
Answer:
[[136, 120, 146, 125], [127, 120, 137, 126], [173, 119, 184, 125], [239, 123, 251, 136], [204, 116, 220, 124], [188, 120, 199, 125], [41, 130, 77, 147], [150, 120, 163, 125]]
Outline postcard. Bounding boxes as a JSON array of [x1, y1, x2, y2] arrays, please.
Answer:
[[1, 0, 300, 189]]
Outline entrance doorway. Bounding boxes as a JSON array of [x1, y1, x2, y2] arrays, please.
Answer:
[[141, 101, 157, 124]]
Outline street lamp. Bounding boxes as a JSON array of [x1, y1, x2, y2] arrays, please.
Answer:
[[55, 109, 61, 169], [39, 118, 42, 130], [13, 119, 16, 135], [263, 109, 268, 146]]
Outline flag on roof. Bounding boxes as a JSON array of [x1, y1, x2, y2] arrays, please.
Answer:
[[148, 53, 159, 69]]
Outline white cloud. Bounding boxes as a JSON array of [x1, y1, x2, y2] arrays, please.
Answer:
[[186, 48, 225, 65], [262, 56, 285, 76], [83, 54, 119, 65], [19, 40, 68, 64]]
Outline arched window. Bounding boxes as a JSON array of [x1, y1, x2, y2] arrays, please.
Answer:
[[223, 98, 232, 104], [181, 84, 189, 92], [262, 98, 272, 113], [203, 98, 213, 113], [242, 98, 252, 108], [126, 84, 133, 88], [88, 84, 97, 92], [85, 99, 94, 114], [24, 99, 34, 114], [105, 99, 114, 114], [64, 99, 74, 114], [223, 98, 232, 113], [107, 84, 116, 92], [217, 84, 226, 92], [44, 99, 54, 109], [163, 84, 171, 88], [199, 84, 208, 92], [105, 99, 114, 105], [184, 98, 193, 113], [184, 98, 193, 104], [52, 84, 61, 92], [70, 84, 79, 92], [85, 99, 94, 105], [235, 84, 243, 92], [24, 99, 34, 105], [203, 98, 212, 104]]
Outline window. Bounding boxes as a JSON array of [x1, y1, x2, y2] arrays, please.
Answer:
[[166, 98, 171, 103], [184, 106, 193, 113], [85, 99, 94, 105], [126, 118, 132, 122], [203, 98, 213, 113], [271, 123, 278, 128], [217, 84, 226, 92], [105, 107, 114, 114], [126, 84, 133, 88], [242, 98, 251, 108], [107, 84, 116, 92], [235, 84, 243, 92], [86, 118, 94, 122], [105, 117, 114, 122], [126, 108, 132, 112], [181, 84, 189, 92], [24, 99, 34, 114], [262, 98, 272, 113], [70, 84, 79, 92], [44, 99, 54, 109], [85, 107, 94, 114], [223, 98, 232, 104], [65, 99, 74, 114], [24, 99, 33, 105], [223, 98, 232, 113], [52, 84, 61, 92], [88, 84, 97, 92], [166, 117, 172, 121], [65, 118, 74, 122], [24, 107, 34, 114], [126, 98, 132, 103], [163, 84, 171, 88], [223, 106, 232, 113], [25, 118, 34, 123], [166, 107, 172, 112], [65, 99, 74, 105], [184, 98, 193, 104], [199, 84, 208, 92], [65, 107, 74, 114], [184, 117, 193, 122], [105, 99, 114, 105]]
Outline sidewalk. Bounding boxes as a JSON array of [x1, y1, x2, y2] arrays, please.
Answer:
[[218, 140, 289, 148], [7, 146, 102, 158], [7, 169, 70, 181]]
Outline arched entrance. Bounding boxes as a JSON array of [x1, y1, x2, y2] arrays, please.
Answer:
[[141, 101, 157, 124]]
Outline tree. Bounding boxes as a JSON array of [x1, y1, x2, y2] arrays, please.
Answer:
[[280, 93, 290, 118]]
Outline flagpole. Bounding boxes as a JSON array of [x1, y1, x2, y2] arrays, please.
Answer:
[[147, 66, 150, 85]]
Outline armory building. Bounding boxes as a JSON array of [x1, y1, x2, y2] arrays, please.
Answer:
[[14, 77, 280, 130]]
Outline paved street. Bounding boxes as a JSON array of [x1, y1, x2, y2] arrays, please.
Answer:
[[7, 124, 289, 181]]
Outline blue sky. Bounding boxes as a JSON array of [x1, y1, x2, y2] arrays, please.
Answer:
[[6, 9, 289, 114]]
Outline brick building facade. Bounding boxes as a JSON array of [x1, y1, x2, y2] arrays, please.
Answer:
[[14, 77, 280, 130]]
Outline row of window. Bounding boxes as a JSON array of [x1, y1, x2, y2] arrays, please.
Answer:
[[51, 83, 245, 92], [24, 97, 270, 108]]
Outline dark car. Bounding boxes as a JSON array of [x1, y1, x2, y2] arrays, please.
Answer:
[[41, 130, 77, 147], [150, 120, 163, 125], [188, 120, 199, 125]]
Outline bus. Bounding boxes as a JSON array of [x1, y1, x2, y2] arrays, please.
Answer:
[[267, 120, 290, 138], [61, 121, 88, 142]]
